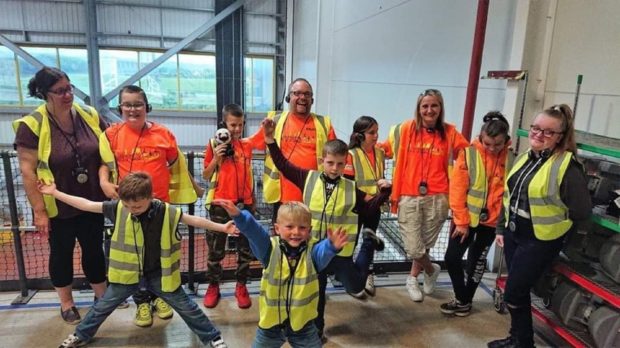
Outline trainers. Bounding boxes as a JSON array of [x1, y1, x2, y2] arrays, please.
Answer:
[[203, 283, 221, 308], [134, 302, 153, 327], [60, 306, 81, 325], [362, 228, 385, 251], [365, 274, 376, 296], [440, 299, 472, 317], [210, 336, 228, 348], [423, 263, 441, 295], [153, 297, 173, 319], [58, 333, 87, 348], [487, 336, 515, 348], [406, 275, 424, 302], [235, 283, 252, 309]]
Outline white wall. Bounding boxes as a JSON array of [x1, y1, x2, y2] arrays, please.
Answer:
[[291, 0, 620, 142]]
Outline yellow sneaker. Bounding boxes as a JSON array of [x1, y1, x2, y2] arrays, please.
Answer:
[[153, 297, 173, 320], [134, 303, 153, 327]]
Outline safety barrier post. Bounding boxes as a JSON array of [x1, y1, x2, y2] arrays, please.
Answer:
[[1, 151, 37, 304], [185, 151, 197, 294]]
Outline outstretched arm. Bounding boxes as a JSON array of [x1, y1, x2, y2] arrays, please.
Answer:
[[181, 214, 238, 235], [38, 182, 103, 213]]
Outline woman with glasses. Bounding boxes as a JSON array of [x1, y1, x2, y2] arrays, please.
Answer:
[[13, 67, 108, 324], [441, 111, 512, 317], [488, 104, 591, 348], [389, 89, 468, 302]]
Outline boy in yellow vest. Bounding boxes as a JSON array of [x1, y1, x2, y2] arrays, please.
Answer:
[[262, 118, 391, 340], [40, 172, 235, 348], [213, 199, 347, 347]]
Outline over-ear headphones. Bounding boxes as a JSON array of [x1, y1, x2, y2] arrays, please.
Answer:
[[355, 132, 365, 142], [279, 238, 308, 258], [425, 127, 435, 133], [529, 148, 552, 160], [35, 88, 46, 100], [130, 200, 159, 221], [320, 172, 341, 183], [285, 93, 290, 103]]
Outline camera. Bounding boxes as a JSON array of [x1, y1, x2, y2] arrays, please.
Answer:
[[215, 128, 234, 157]]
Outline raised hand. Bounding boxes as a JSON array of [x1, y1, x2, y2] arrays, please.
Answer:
[[326, 227, 348, 251], [212, 199, 241, 217], [261, 118, 276, 143]]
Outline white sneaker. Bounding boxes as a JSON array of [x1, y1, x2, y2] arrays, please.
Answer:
[[406, 276, 424, 302], [210, 336, 228, 348], [423, 263, 441, 295], [365, 274, 376, 296], [58, 333, 87, 348]]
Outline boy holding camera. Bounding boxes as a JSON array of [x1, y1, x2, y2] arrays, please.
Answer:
[[202, 104, 265, 309]]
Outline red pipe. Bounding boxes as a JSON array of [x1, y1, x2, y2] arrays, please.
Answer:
[[462, 0, 490, 141]]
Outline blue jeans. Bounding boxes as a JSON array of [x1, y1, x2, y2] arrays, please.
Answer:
[[253, 321, 321, 348], [75, 275, 220, 345]]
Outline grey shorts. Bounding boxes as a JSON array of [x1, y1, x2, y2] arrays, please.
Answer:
[[397, 194, 450, 259]]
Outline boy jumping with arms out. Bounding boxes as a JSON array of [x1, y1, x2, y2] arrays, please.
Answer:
[[214, 199, 347, 348], [41, 172, 234, 348], [262, 118, 391, 340]]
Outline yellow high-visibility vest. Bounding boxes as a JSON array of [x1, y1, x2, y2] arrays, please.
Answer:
[[108, 201, 182, 292], [349, 147, 385, 195], [12, 103, 102, 217], [503, 151, 573, 240], [263, 111, 331, 203], [303, 170, 358, 257], [259, 237, 319, 331]]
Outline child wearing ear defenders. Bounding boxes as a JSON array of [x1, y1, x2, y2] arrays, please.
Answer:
[[262, 118, 391, 341], [343, 115, 388, 297], [202, 103, 265, 309], [441, 111, 513, 317], [214, 199, 348, 348], [40, 172, 235, 348]]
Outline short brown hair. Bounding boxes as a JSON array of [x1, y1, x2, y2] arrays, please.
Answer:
[[118, 172, 152, 201], [277, 201, 311, 225], [322, 139, 349, 157]]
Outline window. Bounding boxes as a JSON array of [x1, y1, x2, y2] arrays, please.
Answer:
[[139, 52, 178, 110], [179, 53, 216, 111], [244, 57, 274, 112], [59, 48, 89, 103], [0, 46, 19, 105], [100, 50, 138, 107], [19, 47, 58, 106]]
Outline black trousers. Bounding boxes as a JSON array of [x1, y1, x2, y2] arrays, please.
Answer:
[[444, 224, 495, 304], [502, 215, 565, 348], [49, 213, 106, 287]]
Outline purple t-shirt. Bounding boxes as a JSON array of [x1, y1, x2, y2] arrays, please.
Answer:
[[14, 111, 108, 219]]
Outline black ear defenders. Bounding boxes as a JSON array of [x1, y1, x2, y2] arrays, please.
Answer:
[[130, 200, 159, 221], [355, 132, 365, 141], [425, 127, 435, 133], [35, 89, 45, 100], [279, 238, 308, 258], [529, 148, 552, 160], [285, 93, 290, 103]]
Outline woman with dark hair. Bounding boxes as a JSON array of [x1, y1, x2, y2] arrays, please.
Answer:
[[13, 67, 108, 324], [441, 111, 512, 317], [344, 115, 389, 297], [389, 89, 469, 302], [488, 104, 591, 348]]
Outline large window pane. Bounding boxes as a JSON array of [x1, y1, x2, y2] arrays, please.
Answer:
[[179, 53, 216, 111], [139, 52, 178, 110], [19, 47, 58, 106], [59, 48, 89, 98], [244, 57, 274, 112], [0, 46, 19, 105], [100, 50, 138, 107]]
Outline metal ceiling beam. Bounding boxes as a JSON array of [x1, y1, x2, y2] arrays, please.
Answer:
[[101, 0, 248, 104], [0, 34, 88, 101], [84, 0, 103, 108]]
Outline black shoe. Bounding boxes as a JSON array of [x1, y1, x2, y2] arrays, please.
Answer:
[[60, 306, 81, 325], [487, 336, 515, 348], [440, 299, 472, 317], [362, 228, 385, 251]]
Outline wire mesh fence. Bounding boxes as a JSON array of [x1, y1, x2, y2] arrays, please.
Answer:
[[1, 150, 453, 291]]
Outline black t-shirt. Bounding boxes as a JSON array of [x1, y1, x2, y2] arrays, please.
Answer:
[[103, 200, 181, 276]]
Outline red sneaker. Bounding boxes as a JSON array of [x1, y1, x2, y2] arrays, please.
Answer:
[[203, 283, 220, 308], [235, 282, 252, 309]]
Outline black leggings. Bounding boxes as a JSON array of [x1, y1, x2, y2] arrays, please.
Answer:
[[49, 213, 106, 287], [444, 224, 496, 304]]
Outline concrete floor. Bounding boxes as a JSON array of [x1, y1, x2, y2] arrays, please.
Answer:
[[0, 272, 550, 347]]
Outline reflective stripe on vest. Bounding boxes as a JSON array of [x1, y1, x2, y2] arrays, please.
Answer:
[[303, 170, 358, 257], [503, 151, 573, 240], [108, 201, 182, 291], [465, 146, 486, 227], [388, 123, 402, 165], [349, 147, 385, 195], [262, 111, 331, 203], [259, 237, 319, 331], [12, 103, 102, 218]]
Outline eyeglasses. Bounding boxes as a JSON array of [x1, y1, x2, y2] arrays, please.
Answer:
[[48, 84, 75, 96], [420, 89, 442, 96], [529, 125, 563, 138], [290, 90, 313, 98], [120, 103, 146, 110]]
